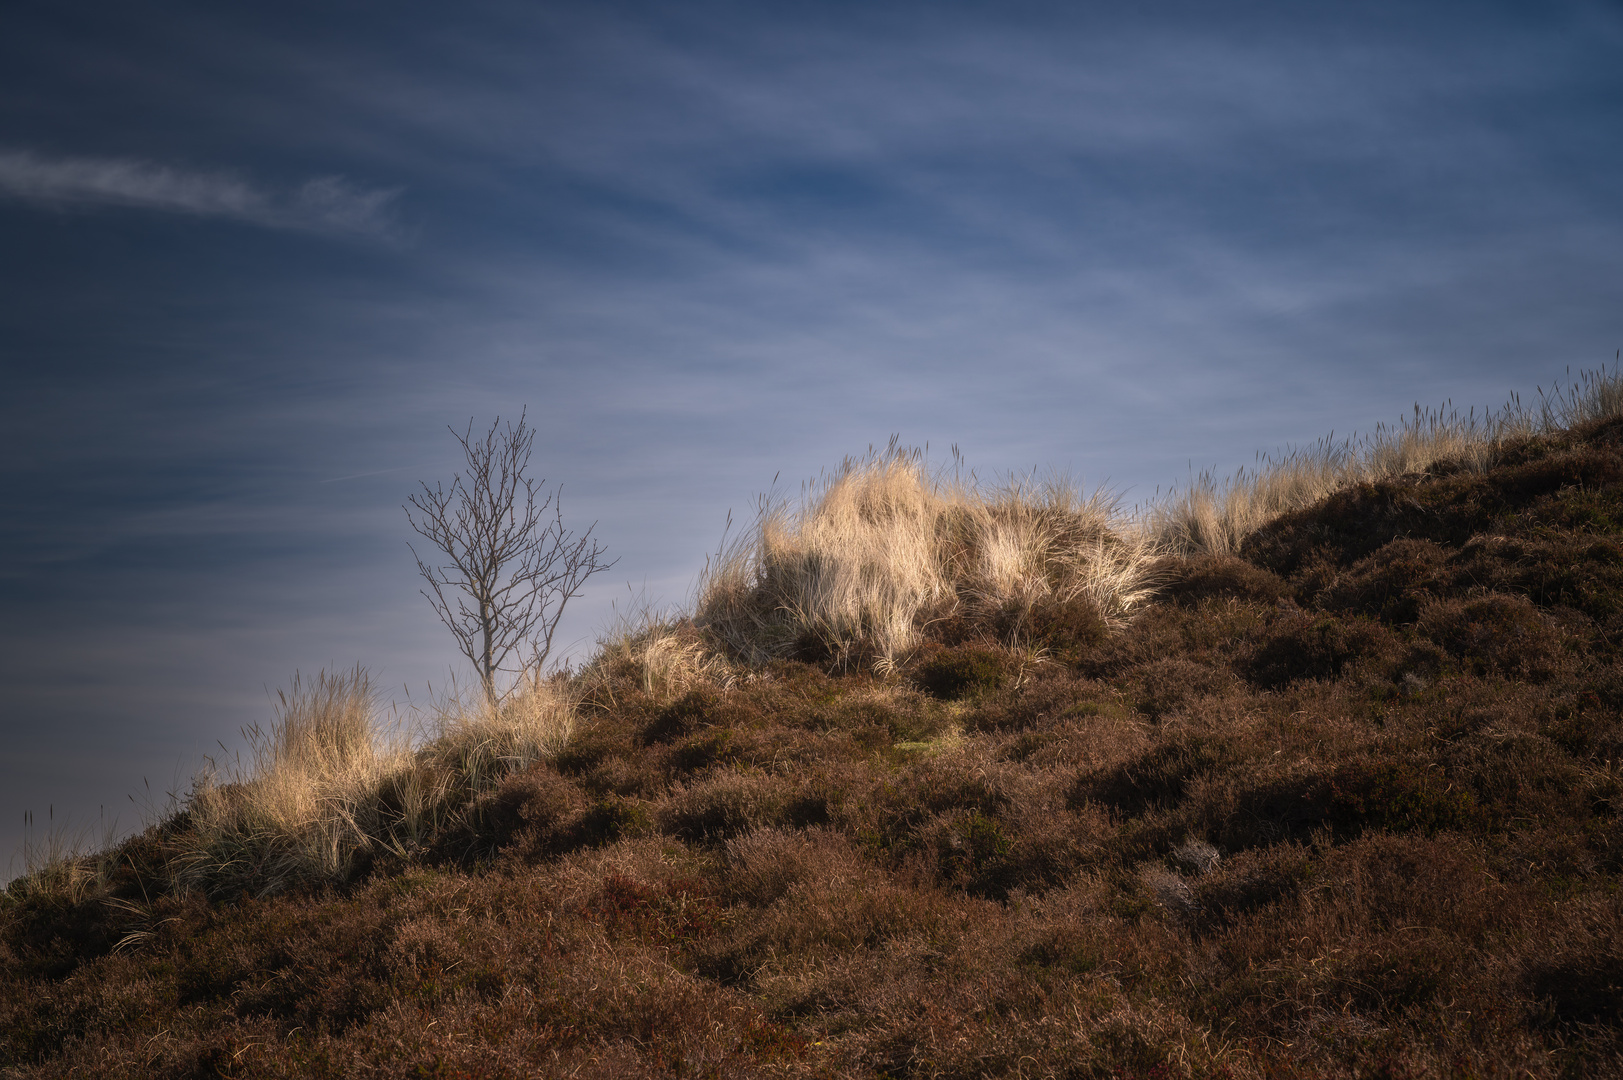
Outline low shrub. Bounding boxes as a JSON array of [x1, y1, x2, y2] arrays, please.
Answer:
[[1074, 734, 1232, 817], [1246, 608, 1403, 688], [1161, 554, 1294, 606], [1418, 594, 1570, 680], [910, 643, 1011, 699], [658, 769, 789, 842]]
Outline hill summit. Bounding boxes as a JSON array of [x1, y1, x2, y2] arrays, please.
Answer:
[[7, 375, 1623, 1078]]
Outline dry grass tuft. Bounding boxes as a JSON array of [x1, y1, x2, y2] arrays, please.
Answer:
[[584, 603, 735, 704], [167, 667, 580, 897], [421, 675, 577, 794], [5, 815, 118, 905], [174, 667, 407, 895], [696, 442, 1159, 668], [1154, 364, 1623, 557]]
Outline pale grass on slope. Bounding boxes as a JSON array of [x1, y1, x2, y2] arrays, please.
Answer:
[[6, 814, 120, 904], [419, 675, 577, 799], [175, 667, 408, 895], [173, 667, 577, 897], [1153, 364, 1623, 558], [695, 444, 1159, 667], [583, 604, 735, 706]]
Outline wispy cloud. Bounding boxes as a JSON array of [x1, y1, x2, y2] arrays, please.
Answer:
[[0, 149, 400, 236]]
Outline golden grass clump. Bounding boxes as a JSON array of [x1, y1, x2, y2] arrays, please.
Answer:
[[583, 603, 735, 704], [175, 667, 408, 895], [418, 675, 577, 796], [694, 442, 1159, 667], [5, 812, 118, 905], [171, 667, 578, 897], [1152, 364, 1623, 557]]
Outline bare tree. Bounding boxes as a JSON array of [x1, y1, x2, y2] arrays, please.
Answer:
[[405, 411, 616, 706]]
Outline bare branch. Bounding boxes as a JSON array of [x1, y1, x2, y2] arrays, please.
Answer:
[[405, 410, 617, 706]]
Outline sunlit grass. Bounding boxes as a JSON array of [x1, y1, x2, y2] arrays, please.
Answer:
[[695, 441, 1160, 668], [1151, 364, 1623, 556], [168, 666, 578, 897]]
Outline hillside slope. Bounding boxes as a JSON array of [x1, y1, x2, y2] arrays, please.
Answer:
[[5, 413, 1623, 1078]]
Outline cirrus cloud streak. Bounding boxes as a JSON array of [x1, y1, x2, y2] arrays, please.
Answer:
[[0, 148, 400, 237]]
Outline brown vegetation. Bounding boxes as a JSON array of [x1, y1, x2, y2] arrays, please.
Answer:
[[7, 374, 1623, 1077]]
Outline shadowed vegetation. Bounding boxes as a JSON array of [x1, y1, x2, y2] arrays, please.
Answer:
[[7, 370, 1623, 1077]]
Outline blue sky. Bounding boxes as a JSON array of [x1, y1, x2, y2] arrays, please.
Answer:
[[3, 0, 1621, 875]]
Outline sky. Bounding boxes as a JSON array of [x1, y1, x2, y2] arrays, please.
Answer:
[[3, 0, 1621, 877]]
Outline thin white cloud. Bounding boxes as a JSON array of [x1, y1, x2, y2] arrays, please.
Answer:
[[0, 148, 400, 236], [292, 174, 402, 235]]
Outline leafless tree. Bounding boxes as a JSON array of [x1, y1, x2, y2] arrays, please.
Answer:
[[405, 411, 615, 706]]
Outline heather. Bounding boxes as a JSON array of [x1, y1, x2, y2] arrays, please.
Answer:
[[6, 381, 1623, 1077]]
